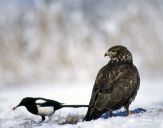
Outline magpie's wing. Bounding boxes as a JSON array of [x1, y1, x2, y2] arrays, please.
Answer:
[[35, 99, 47, 104], [35, 98, 62, 108]]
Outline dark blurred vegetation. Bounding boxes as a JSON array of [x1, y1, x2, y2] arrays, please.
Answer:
[[0, 0, 163, 85]]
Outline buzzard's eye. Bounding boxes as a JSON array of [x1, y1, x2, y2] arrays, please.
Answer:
[[111, 50, 117, 54]]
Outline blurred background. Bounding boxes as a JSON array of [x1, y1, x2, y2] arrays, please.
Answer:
[[0, 0, 163, 86], [0, 1, 163, 127]]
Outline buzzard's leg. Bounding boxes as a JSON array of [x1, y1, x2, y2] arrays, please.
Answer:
[[124, 105, 129, 116], [108, 109, 113, 117], [105, 109, 113, 118], [124, 103, 134, 116], [109, 111, 112, 117], [126, 107, 129, 116]]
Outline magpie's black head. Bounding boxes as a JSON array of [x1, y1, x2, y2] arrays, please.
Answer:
[[13, 97, 35, 110]]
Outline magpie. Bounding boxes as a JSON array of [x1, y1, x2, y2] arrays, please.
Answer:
[[13, 97, 88, 122]]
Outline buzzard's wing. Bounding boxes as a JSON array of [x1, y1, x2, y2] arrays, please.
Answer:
[[84, 64, 139, 121]]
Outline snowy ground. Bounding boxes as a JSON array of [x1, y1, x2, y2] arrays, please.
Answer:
[[0, 79, 163, 128]]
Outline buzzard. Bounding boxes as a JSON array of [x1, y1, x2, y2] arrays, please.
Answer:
[[84, 45, 140, 121]]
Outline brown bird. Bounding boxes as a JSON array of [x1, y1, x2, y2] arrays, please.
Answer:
[[84, 45, 140, 121]]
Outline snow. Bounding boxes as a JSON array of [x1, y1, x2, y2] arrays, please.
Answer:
[[0, 80, 163, 128]]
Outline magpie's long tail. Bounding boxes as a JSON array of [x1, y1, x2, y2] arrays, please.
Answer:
[[61, 105, 89, 108]]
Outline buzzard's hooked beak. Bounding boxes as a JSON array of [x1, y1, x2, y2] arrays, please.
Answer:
[[105, 50, 117, 58], [104, 51, 110, 57]]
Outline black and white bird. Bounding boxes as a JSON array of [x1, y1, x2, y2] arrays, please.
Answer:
[[13, 97, 88, 122]]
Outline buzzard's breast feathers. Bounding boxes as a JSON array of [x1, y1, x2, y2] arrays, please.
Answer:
[[91, 65, 139, 111]]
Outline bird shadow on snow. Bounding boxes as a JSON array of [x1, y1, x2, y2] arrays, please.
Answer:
[[101, 108, 146, 119], [58, 108, 146, 125]]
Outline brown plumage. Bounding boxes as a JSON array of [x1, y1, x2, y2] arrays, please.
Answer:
[[84, 45, 140, 121]]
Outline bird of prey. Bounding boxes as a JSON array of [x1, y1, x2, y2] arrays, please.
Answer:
[[13, 97, 88, 122], [84, 45, 140, 121]]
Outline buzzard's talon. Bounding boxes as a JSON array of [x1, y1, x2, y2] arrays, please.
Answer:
[[128, 111, 134, 115]]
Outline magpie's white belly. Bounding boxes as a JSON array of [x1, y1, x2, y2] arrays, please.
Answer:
[[37, 105, 54, 116]]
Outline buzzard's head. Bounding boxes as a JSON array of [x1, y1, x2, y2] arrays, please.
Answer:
[[104, 45, 133, 63]]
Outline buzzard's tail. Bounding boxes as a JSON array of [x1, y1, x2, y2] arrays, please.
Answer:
[[83, 108, 102, 121], [61, 105, 89, 108]]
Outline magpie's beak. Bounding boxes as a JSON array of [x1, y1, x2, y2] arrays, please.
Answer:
[[12, 104, 21, 110]]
